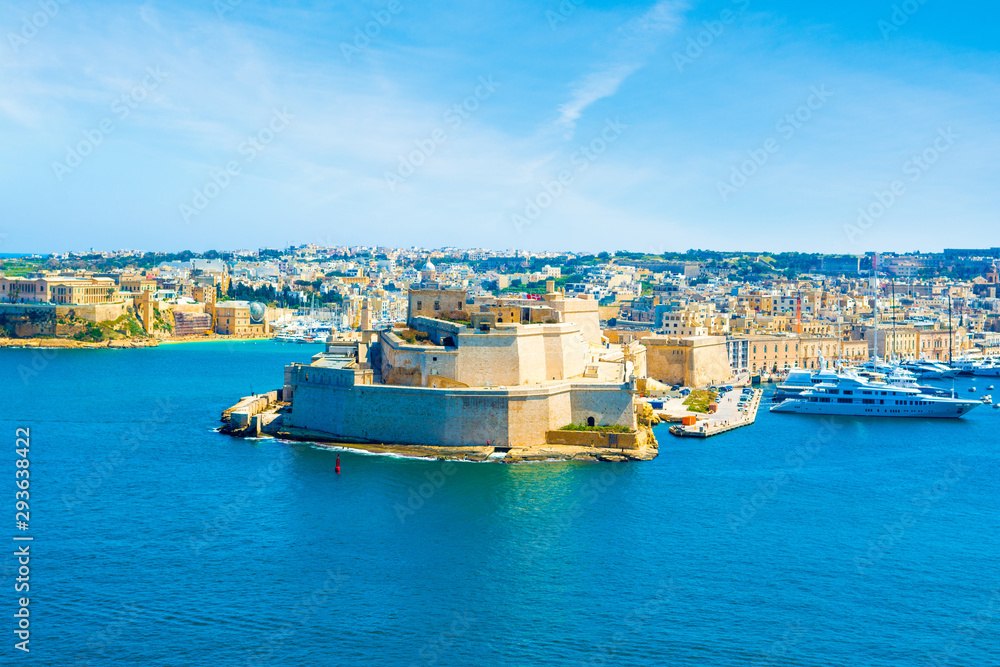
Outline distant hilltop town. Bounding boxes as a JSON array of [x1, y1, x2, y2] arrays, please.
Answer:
[[1, 247, 999, 370]]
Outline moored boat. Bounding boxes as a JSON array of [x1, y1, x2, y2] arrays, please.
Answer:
[[771, 372, 980, 419]]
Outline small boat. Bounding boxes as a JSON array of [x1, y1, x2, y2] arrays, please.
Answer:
[[981, 395, 993, 405], [969, 387, 976, 392], [989, 385, 995, 390]]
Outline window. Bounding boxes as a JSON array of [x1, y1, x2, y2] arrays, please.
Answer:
[[434, 301, 440, 311], [587, 417, 595, 427], [416, 300, 422, 310]]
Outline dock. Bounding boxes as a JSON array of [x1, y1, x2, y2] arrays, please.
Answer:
[[668, 388, 763, 438], [220, 390, 286, 436]]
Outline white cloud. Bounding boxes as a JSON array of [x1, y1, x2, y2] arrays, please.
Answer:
[[555, 0, 688, 138]]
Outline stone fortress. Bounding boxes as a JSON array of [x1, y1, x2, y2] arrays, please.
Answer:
[[278, 263, 657, 461]]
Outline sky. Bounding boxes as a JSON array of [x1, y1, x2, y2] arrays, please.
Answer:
[[1, 0, 998, 255]]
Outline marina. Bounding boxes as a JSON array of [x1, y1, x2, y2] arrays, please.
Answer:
[[667, 388, 764, 437]]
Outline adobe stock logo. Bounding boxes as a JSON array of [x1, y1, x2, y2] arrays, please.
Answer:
[[512, 117, 627, 233], [716, 85, 832, 201], [546, 0, 585, 30], [179, 108, 294, 223], [340, 0, 403, 63], [843, 127, 958, 244], [6, 0, 70, 52], [51, 67, 169, 181], [384, 75, 500, 191], [878, 0, 929, 39]]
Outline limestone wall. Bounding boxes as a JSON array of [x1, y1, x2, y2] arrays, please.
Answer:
[[379, 330, 459, 387], [382, 317, 596, 389], [74, 302, 129, 323], [553, 297, 602, 344], [546, 430, 640, 448], [408, 289, 467, 325], [644, 335, 732, 387], [506, 388, 572, 445], [453, 328, 522, 386], [287, 366, 635, 448], [645, 338, 686, 386], [411, 316, 463, 346], [453, 323, 586, 387], [570, 384, 637, 430]]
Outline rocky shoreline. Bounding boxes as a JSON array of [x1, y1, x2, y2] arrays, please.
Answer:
[[218, 396, 658, 463], [275, 425, 658, 462], [0, 336, 159, 349], [0, 334, 274, 349]]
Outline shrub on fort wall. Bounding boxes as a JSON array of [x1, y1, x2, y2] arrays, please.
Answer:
[[558, 423, 631, 433]]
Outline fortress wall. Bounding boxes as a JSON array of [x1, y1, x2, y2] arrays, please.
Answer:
[[554, 300, 602, 344], [288, 378, 510, 447], [570, 384, 636, 429], [455, 324, 586, 387], [455, 330, 521, 387], [507, 389, 572, 446], [73, 302, 130, 323], [556, 328, 586, 379], [644, 339, 687, 386], [380, 331, 458, 386], [410, 316, 463, 346], [420, 348, 459, 387], [542, 329, 566, 382], [515, 330, 547, 385], [287, 367, 635, 448], [644, 336, 732, 388]]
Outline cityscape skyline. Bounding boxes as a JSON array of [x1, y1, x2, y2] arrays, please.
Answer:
[[2, 0, 999, 254]]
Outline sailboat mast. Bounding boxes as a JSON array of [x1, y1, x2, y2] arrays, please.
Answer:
[[891, 278, 897, 360], [872, 252, 879, 364], [948, 290, 953, 366]]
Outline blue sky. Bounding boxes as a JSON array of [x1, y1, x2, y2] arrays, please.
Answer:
[[1, 0, 998, 254]]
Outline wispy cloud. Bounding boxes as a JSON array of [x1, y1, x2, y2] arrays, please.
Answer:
[[555, 0, 688, 138]]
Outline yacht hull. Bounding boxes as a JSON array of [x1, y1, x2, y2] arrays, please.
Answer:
[[770, 400, 979, 418]]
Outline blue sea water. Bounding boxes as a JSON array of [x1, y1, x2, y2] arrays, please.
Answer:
[[2, 341, 999, 666]]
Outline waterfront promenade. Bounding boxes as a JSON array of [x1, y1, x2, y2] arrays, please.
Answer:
[[667, 388, 764, 438]]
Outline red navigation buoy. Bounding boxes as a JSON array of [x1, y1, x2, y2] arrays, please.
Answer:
[[335, 454, 341, 474]]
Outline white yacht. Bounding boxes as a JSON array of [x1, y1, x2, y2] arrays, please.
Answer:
[[771, 374, 980, 418], [900, 358, 958, 379], [953, 356, 988, 376], [973, 359, 1000, 377], [772, 359, 846, 402]]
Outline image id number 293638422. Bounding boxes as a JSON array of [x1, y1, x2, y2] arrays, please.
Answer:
[[13, 427, 32, 654]]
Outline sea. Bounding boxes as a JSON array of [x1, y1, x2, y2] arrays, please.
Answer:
[[2, 340, 998, 666]]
